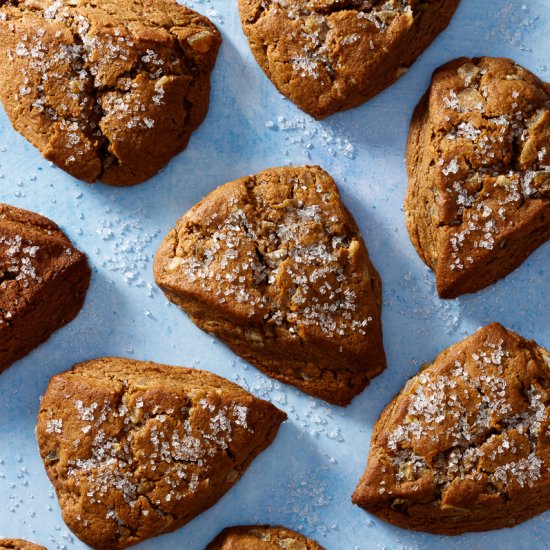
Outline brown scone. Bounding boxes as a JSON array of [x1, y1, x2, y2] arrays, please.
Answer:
[[238, 0, 460, 119], [0, 540, 46, 550], [37, 358, 287, 550], [0, 0, 220, 186], [405, 57, 550, 298], [153, 166, 386, 406], [206, 525, 325, 550], [0, 203, 90, 373], [352, 323, 550, 535]]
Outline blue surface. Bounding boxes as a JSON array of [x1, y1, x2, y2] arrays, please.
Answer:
[[0, 1, 548, 549]]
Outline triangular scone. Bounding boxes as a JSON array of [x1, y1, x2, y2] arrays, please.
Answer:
[[206, 525, 325, 549], [405, 57, 550, 298], [353, 323, 550, 535], [238, 0, 460, 119], [0, 0, 220, 186], [0, 204, 90, 372], [0, 540, 46, 550], [37, 358, 287, 550], [154, 166, 386, 406]]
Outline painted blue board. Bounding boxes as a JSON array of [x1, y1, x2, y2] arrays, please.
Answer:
[[0, 0, 548, 549]]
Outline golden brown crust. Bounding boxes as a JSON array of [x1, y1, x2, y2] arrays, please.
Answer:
[[153, 165, 386, 406], [0, 0, 221, 186], [0, 203, 90, 372], [405, 57, 550, 298], [0, 540, 46, 550], [37, 357, 286, 550], [206, 525, 325, 550], [238, 0, 460, 119], [353, 323, 550, 535]]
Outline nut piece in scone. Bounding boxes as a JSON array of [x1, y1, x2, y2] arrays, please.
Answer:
[[238, 0, 460, 119], [405, 57, 550, 298], [0, 0, 220, 186], [353, 323, 550, 534], [206, 525, 325, 549], [0, 540, 46, 550], [37, 358, 287, 550], [0, 203, 90, 373], [153, 165, 386, 406]]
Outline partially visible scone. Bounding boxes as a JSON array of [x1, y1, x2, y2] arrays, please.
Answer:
[[0, 540, 46, 550], [153, 165, 386, 406], [0, 0, 221, 186], [0, 203, 90, 373], [206, 525, 325, 549], [405, 57, 550, 298], [238, 0, 460, 119], [353, 323, 550, 534], [37, 358, 287, 549]]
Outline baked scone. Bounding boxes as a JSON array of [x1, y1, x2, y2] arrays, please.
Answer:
[[352, 323, 550, 534], [0, 0, 220, 186], [0, 203, 90, 373], [37, 358, 286, 550], [206, 525, 325, 549], [405, 57, 550, 298], [153, 166, 386, 406], [0, 540, 46, 550], [238, 0, 460, 119]]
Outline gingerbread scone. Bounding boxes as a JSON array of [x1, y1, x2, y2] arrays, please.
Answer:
[[0, 540, 46, 550], [206, 525, 325, 550], [154, 166, 386, 406], [0, 204, 90, 373], [353, 323, 550, 535], [37, 358, 286, 549], [0, 0, 220, 186], [238, 0, 460, 119], [405, 57, 550, 298]]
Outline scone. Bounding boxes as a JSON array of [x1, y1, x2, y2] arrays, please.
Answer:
[[0, 203, 90, 373], [0, 541, 46, 550], [206, 525, 325, 549], [0, 0, 220, 186], [405, 57, 550, 298], [37, 358, 287, 550], [352, 323, 550, 534], [238, 0, 460, 119], [153, 166, 386, 406]]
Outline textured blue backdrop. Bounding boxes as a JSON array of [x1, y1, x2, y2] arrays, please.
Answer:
[[0, 1, 548, 549]]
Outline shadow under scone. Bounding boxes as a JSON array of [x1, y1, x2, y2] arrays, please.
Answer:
[[37, 358, 286, 549], [154, 165, 386, 406]]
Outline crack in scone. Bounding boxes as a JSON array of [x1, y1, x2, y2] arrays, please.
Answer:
[[37, 358, 286, 550], [0, 0, 220, 186], [405, 57, 550, 298], [238, 0, 460, 118], [353, 323, 550, 534], [154, 165, 386, 406]]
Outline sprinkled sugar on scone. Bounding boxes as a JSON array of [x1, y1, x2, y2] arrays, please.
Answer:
[[405, 57, 550, 298], [0, 0, 220, 186], [37, 358, 286, 549], [353, 323, 550, 534], [206, 525, 325, 549], [153, 166, 386, 406], [0, 540, 46, 550], [238, 0, 460, 119], [0, 203, 90, 373]]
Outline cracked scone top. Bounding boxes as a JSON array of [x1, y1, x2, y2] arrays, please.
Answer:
[[405, 57, 550, 298], [37, 358, 286, 550], [238, 0, 460, 119], [206, 525, 325, 549], [0, 541, 46, 550], [353, 323, 550, 534], [154, 166, 386, 406], [0, 203, 90, 372], [0, 0, 220, 186]]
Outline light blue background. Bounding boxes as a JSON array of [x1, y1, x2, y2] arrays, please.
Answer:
[[0, 1, 548, 549]]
